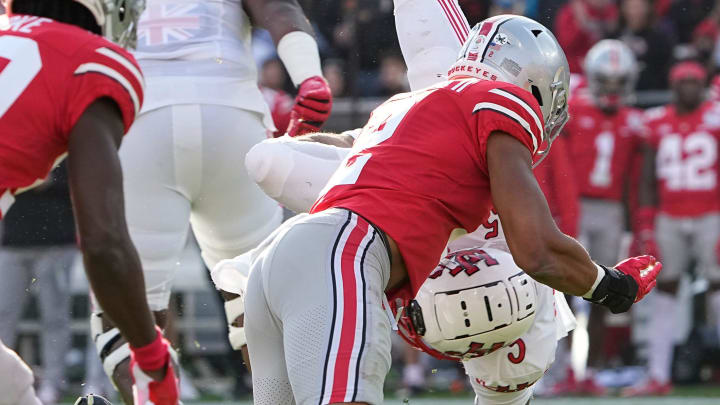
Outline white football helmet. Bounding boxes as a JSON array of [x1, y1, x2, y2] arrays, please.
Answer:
[[395, 247, 537, 361], [448, 15, 570, 164], [75, 0, 144, 48], [584, 39, 638, 109]]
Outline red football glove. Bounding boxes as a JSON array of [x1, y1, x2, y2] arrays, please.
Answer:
[[287, 76, 332, 137], [130, 327, 179, 405], [614, 255, 663, 303]]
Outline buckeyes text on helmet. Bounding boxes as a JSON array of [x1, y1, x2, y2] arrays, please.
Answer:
[[448, 15, 571, 162]]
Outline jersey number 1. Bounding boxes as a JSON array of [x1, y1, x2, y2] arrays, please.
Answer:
[[0, 36, 42, 119]]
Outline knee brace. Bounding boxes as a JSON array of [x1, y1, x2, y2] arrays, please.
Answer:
[[225, 296, 247, 349], [0, 341, 41, 405]]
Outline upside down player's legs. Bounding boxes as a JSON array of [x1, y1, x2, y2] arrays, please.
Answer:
[[246, 209, 392, 405], [394, 0, 469, 90], [189, 106, 282, 270]]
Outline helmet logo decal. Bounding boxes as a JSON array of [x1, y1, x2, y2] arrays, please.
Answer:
[[429, 248, 499, 279]]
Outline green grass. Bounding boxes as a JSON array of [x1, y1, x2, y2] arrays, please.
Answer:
[[61, 386, 720, 404]]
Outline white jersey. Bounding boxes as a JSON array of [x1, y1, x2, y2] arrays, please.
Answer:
[[133, 0, 272, 127]]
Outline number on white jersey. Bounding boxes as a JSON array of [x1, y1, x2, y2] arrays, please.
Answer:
[[589, 131, 615, 187], [656, 132, 717, 191], [0, 36, 42, 118]]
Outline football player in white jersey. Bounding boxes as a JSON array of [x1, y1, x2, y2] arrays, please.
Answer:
[[90, 0, 332, 401]]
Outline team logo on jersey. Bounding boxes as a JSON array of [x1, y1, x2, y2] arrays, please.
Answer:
[[137, 4, 203, 46]]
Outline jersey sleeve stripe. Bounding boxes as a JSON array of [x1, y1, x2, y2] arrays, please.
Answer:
[[74, 63, 140, 114], [95, 47, 145, 90], [473, 102, 538, 152], [489, 88, 544, 143], [436, 0, 464, 43]]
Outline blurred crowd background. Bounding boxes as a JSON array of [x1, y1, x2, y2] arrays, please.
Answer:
[[4, 0, 720, 403]]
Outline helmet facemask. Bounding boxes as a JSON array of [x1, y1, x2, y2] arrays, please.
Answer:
[[74, 0, 145, 48]]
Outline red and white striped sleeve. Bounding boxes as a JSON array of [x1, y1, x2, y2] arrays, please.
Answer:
[[470, 83, 545, 157], [63, 38, 145, 135]]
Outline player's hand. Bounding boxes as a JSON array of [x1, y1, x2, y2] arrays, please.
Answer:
[[613, 255, 662, 303], [287, 76, 332, 137], [130, 329, 180, 405]]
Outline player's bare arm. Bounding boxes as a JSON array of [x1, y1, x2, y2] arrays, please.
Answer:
[[487, 132, 661, 313], [487, 131, 596, 295], [68, 99, 174, 400], [294, 132, 356, 148], [68, 98, 158, 351]]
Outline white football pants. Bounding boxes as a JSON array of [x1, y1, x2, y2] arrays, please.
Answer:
[[0, 339, 41, 405], [119, 105, 282, 310]]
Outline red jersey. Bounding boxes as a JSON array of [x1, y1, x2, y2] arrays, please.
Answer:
[[0, 15, 143, 215], [311, 79, 544, 295], [534, 135, 579, 237], [644, 102, 720, 217], [564, 98, 644, 201]]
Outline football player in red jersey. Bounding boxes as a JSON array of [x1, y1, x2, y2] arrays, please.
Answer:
[[0, 1, 178, 404], [623, 61, 720, 397], [232, 15, 661, 405], [557, 39, 646, 395]]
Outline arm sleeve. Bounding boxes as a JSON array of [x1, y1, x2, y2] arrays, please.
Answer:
[[63, 42, 144, 135], [473, 86, 545, 167]]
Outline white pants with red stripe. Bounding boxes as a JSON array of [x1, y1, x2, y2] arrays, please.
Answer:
[[244, 208, 392, 405], [394, 0, 470, 90]]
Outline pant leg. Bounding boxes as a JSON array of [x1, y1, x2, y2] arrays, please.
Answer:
[[119, 106, 193, 311], [0, 248, 31, 345], [394, 0, 469, 90], [246, 209, 392, 405], [34, 246, 76, 388], [692, 213, 720, 284], [190, 106, 282, 270], [244, 256, 295, 405], [0, 339, 41, 405], [655, 215, 692, 283]]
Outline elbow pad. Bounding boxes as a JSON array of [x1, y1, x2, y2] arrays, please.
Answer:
[[245, 137, 350, 213]]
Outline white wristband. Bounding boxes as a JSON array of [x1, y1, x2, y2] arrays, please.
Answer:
[[277, 31, 323, 87], [582, 263, 605, 299]]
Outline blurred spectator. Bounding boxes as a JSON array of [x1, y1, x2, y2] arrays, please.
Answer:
[[0, 165, 77, 405], [616, 0, 674, 90], [377, 52, 409, 96], [259, 58, 293, 136], [555, 0, 618, 73], [459, 0, 489, 24], [625, 61, 720, 397], [693, 16, 719, 69], [668, 0, 715, 44], [488, 0, 526, 17], [323, 59, 347, 97]]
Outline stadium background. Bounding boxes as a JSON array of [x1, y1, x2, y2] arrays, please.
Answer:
[[3, 0, 720, 403]]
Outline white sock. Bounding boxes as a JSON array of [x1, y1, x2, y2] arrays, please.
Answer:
[[647, 291, 676, 383]]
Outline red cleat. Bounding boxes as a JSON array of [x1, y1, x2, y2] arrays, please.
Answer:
[[621, 379, 673, 397]]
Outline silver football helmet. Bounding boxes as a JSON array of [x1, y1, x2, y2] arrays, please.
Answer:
[[448, 15, 570, 163], [584, 39, 638, 109], [395, 247, 537, 361], [75, 0, 145, 48]]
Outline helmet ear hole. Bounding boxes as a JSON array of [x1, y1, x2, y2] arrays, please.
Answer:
[[531, 85, 543, 106]]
